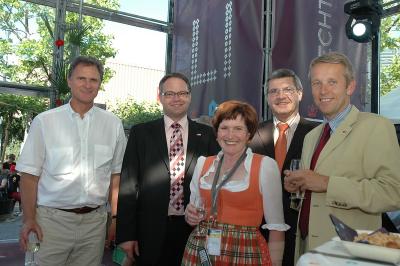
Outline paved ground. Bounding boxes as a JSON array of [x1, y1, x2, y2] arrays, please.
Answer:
[[0, 205, 116, 266]]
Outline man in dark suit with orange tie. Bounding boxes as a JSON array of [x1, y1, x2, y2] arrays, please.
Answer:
[[116, 73, 219, 266], [249, 69, 316, 266]]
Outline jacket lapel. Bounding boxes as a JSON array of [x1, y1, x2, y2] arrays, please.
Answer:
[[285, 118, 307, 161], [316, 106, 358, 168], [258, 122, 275, 157], [151, 118, 170, 172], [185, 119, 199, 173]]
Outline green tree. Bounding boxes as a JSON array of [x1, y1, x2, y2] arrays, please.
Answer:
[[0, 0, 120, 157], [0, 0, 119, 96], [109, 98, 163, 128], [0, 93, 47, 161], [380, 8, 400, 96]]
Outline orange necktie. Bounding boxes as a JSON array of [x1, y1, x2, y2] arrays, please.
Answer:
[[275, 123, 289, 171]]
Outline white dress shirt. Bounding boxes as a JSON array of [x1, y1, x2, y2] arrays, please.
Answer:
[[17, 103, 127, 208], [273, 113, 300, 151], [189, 148, 290, 231]]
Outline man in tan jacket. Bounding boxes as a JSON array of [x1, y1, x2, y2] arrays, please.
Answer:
[[284, 52, 400, 259]]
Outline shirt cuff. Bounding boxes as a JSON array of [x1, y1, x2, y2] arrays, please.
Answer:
[[261, 223, 290, 231]]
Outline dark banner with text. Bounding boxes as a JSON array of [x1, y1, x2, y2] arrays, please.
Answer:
[[172, 0, 264, 118], [271, 0, 368, 119]]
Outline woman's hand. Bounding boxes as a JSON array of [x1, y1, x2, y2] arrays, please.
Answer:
[[184, 203, 204, 226]]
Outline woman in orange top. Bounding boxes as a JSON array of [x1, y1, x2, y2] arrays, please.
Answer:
[[182, 100, 289, 266]]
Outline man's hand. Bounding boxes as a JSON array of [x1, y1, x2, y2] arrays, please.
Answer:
[[119, 240, 139, 263], [284, 169, 329, 193], [19, 173, 41, 251], [20, 219, 43, 251], [105, 217, 116, 248]]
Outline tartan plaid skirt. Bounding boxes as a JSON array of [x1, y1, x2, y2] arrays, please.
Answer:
[[181, 221, 271, 266]]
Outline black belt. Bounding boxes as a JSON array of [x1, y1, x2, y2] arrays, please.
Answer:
[[57, 206, 100, 214]]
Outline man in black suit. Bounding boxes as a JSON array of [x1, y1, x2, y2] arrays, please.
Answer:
[[249, 69, 317, 266], [116, 73, 219, 266]]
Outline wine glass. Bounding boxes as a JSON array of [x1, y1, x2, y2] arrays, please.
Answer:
[[193, 195, 206, 237], [25, 231, 40, 266], [288, 159, 304, 210], [195, 196, 206, 219]]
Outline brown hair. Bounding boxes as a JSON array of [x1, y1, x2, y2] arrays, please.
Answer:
[[68, 55, 104, 81], [212, 100, 258, 140], [158, 72, 191, 93]]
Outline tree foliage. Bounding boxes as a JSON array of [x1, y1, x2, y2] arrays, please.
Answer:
[[109, 98, 163, 128], [0, 0, 119, 158], [0, 93, 47, 161], [380, 6, 400, 96], [0, 0, 118, 93]]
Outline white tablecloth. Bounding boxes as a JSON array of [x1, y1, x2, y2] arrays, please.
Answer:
[[297, 240, 399, 266]]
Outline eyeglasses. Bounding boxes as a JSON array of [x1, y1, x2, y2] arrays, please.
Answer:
[[160, 91, 191, 98], [267, 87, 298, 96]]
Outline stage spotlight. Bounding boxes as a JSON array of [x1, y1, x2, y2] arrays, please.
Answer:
[[345, 17, 373, 43], [344, 0, 382, 43]]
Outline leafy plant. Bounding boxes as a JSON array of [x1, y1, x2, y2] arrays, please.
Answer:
[[0, 93, 47, 161], [380, 5, 400, 96], [108, 98, 163, 128], [0, 0, 119, 156]]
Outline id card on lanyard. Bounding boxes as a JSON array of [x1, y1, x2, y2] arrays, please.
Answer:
[[206, 149, 247, 256]]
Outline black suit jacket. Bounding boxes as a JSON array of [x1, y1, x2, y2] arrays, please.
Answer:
[[116, 117, 219, 265], [249, 117, 317, 266]]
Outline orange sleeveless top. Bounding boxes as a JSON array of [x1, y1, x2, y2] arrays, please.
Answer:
[[199, 153, 264, 226]]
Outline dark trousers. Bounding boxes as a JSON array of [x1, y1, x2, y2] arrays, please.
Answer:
[[156, 215, 193, 266], [260, 212, 297, 266]]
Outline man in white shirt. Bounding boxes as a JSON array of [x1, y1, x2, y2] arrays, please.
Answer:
[[17, 56, 127, 266], [249, 68, 317, 266]]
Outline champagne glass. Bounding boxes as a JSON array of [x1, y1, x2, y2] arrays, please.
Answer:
[[25, 231, 40, 266], [193, 195, 206, 237], [195, 196, 206, 219], [288, 159, 304, 210]]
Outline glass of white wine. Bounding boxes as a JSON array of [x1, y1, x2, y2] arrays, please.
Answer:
[[289, 159, 304, 210], [193, 195, 206, 237], [25, 231, 40, 266]]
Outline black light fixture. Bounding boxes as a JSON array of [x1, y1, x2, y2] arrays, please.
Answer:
[[344, 0, 382, 43]]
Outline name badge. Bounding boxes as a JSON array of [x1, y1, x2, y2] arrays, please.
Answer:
[[206, 229, 222, 256]]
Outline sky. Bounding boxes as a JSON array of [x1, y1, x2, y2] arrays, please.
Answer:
[[102, 0, 169, 70]]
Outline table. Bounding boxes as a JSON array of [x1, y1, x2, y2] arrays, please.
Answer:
[[297, 240, 399, 266]]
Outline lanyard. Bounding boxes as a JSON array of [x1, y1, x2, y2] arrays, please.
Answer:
[[210, 149, 247, 218]]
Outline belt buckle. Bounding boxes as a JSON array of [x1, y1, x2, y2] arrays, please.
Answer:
[[77, 207, 88, 213]]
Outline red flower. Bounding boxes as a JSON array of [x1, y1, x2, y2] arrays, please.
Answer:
[[55, 99, 63, 107], [55, 39, 64, 47]]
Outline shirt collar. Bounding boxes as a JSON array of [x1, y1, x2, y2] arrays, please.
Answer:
[[67, 101, 96, 118], [273, 112, 300, 129], [210, 147, 252, 175], [164, 115, 188, 130], [324, 104, 352, 132]]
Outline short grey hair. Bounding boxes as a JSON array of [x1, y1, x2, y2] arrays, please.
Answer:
[[268, 68, 303, 90]]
